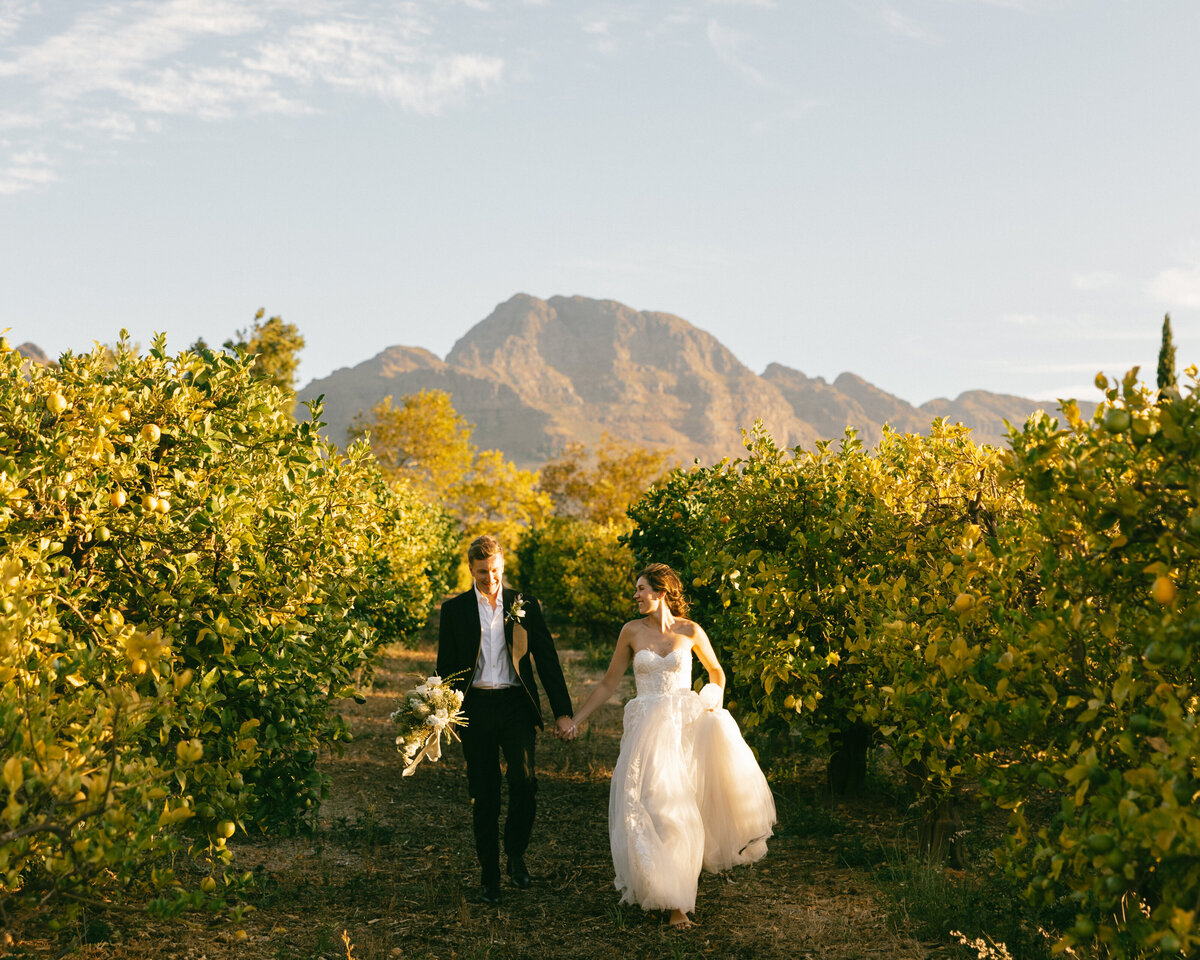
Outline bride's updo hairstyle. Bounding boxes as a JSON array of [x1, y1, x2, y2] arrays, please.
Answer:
[[637, 563, 689, 618]]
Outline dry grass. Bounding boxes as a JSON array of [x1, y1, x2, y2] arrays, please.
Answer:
[[8, 616, 963, 960]]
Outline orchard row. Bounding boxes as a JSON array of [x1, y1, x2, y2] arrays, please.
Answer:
[[621, 368, 1199, 958], [0, 337, 455, 933]]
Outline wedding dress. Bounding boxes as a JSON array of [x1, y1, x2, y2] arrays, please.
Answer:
[[608, 647, 776, 914]]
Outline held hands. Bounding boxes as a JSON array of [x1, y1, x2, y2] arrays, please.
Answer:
[[554, 715, 579, 741]]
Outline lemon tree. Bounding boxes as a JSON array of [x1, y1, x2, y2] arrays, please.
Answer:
[[1, 335, 446, 933], [988, 370, 1200, 958]]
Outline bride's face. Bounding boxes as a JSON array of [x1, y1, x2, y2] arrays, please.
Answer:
[[634, 577, 662, 614]]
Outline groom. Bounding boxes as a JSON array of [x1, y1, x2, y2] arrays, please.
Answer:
[[437, 534, 574, 904]]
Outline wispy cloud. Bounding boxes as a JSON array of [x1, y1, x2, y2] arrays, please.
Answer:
[[1147, 250, 1200, 310], [1074, 249, 1200, 310], [579, 8, 642, 55], [878, 4, 941, 44], [0, 148, 57, 195], [0, 0, 35, 44], [0, 0, 503, 193], [1029, 383, 1106, 403], [751, 98, 819, 134], [1072, 270, 1124, 292], [247, 17, 501, 113], [649, 10, 698, 36], [1015, 361, 1149, 374], [995, 310, 1159, 349], [571, 240, 743, 286], [710, 0, 777, 8], [706, 18, 769, 86], [949, 0, 1033, 10]]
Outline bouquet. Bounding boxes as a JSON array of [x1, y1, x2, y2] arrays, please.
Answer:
[[391, 674, 467, 777]]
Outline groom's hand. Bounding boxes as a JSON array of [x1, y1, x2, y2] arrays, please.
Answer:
[[554, 716, 576, 741]]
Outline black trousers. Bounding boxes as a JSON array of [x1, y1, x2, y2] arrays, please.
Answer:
[[460, 687, 537, 884]]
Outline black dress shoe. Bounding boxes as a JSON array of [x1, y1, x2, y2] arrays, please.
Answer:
[[506, 856, 532, 889], [480, 879, 502, 904]]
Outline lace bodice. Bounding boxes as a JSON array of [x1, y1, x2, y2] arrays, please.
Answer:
[[632, 647, 692, 698]]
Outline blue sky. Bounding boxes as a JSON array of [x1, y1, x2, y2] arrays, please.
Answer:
[[2, 0, 1198, 407]]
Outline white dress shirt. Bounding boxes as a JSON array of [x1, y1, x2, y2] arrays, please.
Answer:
[[472, 587, 519, 688]]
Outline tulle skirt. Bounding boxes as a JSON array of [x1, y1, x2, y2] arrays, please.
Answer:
[[608, 688, 776, 913]]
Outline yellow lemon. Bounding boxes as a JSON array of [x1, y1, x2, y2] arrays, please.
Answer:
[[47, 392, 68, 416], [1151, 576, 1176, 605], [110, 489, 126, 508], [140, 423, 161, 444]]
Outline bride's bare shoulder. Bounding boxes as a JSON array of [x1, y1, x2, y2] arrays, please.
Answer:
[[617, 619, 647, 639]]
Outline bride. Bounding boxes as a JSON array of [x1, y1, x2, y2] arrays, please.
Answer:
[[565, 563, 776, 928]]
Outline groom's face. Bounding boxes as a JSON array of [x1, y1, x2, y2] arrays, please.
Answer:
[[470, 554, 504, 601]]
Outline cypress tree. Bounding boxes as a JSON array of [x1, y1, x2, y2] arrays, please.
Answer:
[[1157, 314, 1177, 393]]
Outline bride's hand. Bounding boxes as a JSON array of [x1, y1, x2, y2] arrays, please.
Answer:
[[555, 715, 577, 741]]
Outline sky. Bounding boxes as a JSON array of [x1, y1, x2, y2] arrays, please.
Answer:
[[2, 0, 1199, 407]]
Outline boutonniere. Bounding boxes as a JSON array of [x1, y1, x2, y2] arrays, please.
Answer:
[[505, 594, 528, 626]]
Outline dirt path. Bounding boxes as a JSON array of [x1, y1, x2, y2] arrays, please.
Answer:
[[20, 631, 936, 960]]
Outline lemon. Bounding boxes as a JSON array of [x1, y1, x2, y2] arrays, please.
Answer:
[[1103, 409, 1131, 433], [1151, 576, 1176, 605]]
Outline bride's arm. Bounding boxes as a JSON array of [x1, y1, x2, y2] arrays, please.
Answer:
[[691, 622, 726, 690], [566, 624, 634, 733]]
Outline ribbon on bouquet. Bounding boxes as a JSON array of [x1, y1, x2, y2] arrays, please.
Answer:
[[401, 722, 463, 777]]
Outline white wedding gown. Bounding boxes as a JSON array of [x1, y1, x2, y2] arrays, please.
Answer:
[[608, 648, 776, 914]]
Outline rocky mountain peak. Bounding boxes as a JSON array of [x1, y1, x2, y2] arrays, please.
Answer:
[[297, 295, 1093, 466]]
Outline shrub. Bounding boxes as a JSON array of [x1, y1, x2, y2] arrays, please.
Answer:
[[0, 334, 444, 933]]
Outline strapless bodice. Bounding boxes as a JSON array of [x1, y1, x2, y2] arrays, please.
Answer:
[[632, 647, 692, 698]]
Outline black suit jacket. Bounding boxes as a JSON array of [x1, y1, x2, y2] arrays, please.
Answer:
[[436, 587, 573, 729]]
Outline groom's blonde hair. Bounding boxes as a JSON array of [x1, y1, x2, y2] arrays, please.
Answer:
[[467, 535, 503, 565]]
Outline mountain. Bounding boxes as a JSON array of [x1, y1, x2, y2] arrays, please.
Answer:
[[297, 293, 1094, 466], [15, 342, 48, 366]]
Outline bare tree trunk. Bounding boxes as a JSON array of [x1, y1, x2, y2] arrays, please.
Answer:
[[827, 723, 871, 798], [916, 795, 968, 867], [904, 760, 968, 866]]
